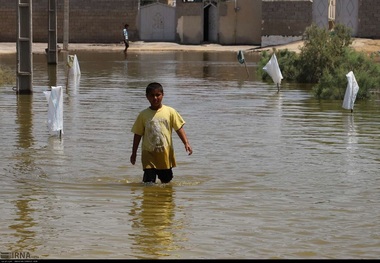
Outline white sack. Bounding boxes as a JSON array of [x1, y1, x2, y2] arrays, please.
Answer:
[[43, 86, 63, 136], [67, 54, 81, 76], [342, 71, 359, 110], [263, 53, 283, 85]]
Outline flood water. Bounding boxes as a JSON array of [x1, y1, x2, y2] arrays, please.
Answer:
[[1, 50, 380, 259]]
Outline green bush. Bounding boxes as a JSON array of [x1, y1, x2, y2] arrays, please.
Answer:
[[257, 49, 299, 82], [258, 23, 380, 100], [312, 49, 380, 99]]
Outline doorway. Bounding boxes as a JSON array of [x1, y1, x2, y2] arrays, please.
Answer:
[[203, 2, 218, 43]]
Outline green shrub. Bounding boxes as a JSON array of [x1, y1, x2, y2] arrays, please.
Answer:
[[312, 49, 380, 99], [257, 49, 299, 82], [258, 24, 380, 100], [277, 49, 300, 80]]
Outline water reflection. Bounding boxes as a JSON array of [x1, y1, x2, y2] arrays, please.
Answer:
[[48, 136, 65, 156], [8, 184, 37, 253], [344, 113, 358, 148], [129, 184, 180, 259], [16, 95, 33, 149], [8, 95, 38, 254], [67, 74, 80, 95], [343, 113, 359, 180]]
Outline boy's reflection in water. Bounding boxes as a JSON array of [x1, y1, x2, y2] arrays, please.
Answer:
[[129, 184, 181, 258]]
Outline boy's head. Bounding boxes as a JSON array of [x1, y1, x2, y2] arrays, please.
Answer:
[[146, 82, 164, 110], [146, 82, 163, 95]]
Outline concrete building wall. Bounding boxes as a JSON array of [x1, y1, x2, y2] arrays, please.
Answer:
[[218, 0, 262, 45], [176, 0, 262, 45], [175, 0, 204, 44], [177, 16, 203, 44]]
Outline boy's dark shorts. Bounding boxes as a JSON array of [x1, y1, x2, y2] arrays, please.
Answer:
[[143, 168, 173, 183]]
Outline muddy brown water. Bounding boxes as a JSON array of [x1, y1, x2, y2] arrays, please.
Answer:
[[1, 51, 380, 259]]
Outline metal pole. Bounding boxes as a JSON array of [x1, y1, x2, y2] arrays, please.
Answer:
[[63, 0, 69, 50], [16, 0, 33, 94], [47, 0, 58, 64]]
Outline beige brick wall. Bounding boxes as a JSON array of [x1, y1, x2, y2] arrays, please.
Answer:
[[261, 0, 380, 40], [0, 0, 139, 43], [357, 0, 380, 38], [1, 0, 378, 44], [261, 0, 313, 36], [0, 1, 17, 42]]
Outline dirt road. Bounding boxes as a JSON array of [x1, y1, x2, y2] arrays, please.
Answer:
[[0, 38, 379, 55], [254, 38, 380, 55], [0, 41, 260, 54]]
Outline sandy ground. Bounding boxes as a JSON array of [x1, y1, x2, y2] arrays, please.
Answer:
[[0, 41, 260, 54], [0, 38, 379, 55], [255, 38, 380, 55]]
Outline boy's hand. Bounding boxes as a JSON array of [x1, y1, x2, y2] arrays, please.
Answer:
[[185, 143, 193, 155], [130, 153, 137, 165]]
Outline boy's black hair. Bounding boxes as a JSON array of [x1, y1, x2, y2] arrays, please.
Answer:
[[146, 82, 163, 94]]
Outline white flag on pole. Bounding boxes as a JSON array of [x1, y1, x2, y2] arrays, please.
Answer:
[[44, 86, 63, 136], [68, 54, 81, 76], [263, 53, 283, 85], [342, 71, 359, 110]]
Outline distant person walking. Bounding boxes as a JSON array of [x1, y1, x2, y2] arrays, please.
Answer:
[[123, 24, 129, 54]]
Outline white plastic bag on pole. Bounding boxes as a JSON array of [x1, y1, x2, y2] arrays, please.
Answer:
[[43, 86, 63, 136], [263, 53, 283, 86], [342, 71, 359, 111], [67, 55, 81, 93], [67, 54, 81, 76]]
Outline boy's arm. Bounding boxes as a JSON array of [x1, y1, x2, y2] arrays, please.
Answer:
[[176, 127, 193, 155], [130, 134, 142, 165]]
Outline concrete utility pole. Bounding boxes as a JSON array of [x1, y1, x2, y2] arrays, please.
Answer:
[[63, 0, 69, 50], [16, 0, 33, 94], [47, 0, 58, 64]]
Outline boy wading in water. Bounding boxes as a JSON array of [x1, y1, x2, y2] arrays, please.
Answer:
[[130, 82, 193, 183]]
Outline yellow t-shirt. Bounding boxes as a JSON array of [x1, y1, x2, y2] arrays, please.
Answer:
[[131, 105, 185, 170]]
